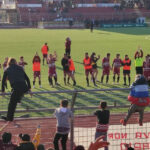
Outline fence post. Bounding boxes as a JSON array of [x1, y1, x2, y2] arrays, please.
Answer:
[[70, 92, 78, 150]]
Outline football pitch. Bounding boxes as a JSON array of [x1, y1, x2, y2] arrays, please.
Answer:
[[0, 27, 150, 117]]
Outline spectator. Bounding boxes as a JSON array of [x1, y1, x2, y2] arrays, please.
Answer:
[[0, 132, 17, 150], [53, 99, 73, 150], [94, 101, 110, 150], [74, 145, 85, 150], [120, 75, 150, 126], [37, 144, 45, 150], [16, 134, 35, 150]]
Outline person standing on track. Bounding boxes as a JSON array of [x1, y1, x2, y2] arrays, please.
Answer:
[[1, 58, 31, 122], [112, 54, 122, 84], [41, 43, 49, 65], [135, 46, 143, 75], [33, 52, 42, 88], [65, 37, 71, 56], [83, 52, 96, 86], [122, 55, 131, 86], [53, 99, 73, 150], [94, 101, 110, 150]]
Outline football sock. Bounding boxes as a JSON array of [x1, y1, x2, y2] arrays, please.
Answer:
[[113, 75, 115, 82], [117, 76, 120, 83], [106, 75, 109, 83]]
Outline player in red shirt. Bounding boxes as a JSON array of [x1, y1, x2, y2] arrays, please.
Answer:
[[41, 43, 49, 65], [143, 55, 150, 86], [18, 56, 28, 70], [83, 52, 96, 86], [112, 54, 122, 84], [101, 53, 111, 84], [65, 37, 71, 56], [33, 52, 41, 88], [47, 51, 59, 87]]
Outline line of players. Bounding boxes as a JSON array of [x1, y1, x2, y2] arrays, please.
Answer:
[[0, 45, 150, 88]]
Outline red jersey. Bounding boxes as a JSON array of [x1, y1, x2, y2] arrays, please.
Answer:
[[18, 61, 27, 69], [83, 57, 92, 70], [3, 61, 7, 71], [102, 57, 110, 69], [143, 61, 150, 78], [113, 58, 122, 68], [65, 41, 71, 50], [41, 45, 49, 54], [33, 56, 41, 64], [48, 58, 56, 69]]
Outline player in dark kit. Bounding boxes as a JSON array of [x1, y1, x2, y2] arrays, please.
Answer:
[[90, 52, 100, 81], [61, 54, 76, 86], [18, 56, 28, 70], [1, 58, 31, 122], [83, 53, 96, 86], [65, 37, 71, 56], [41, 43, 49, 65], [112, 54, 122, 84], [33, 53, 42, 88], [47, 52, 59, 87], [101, 53, 111, 84]]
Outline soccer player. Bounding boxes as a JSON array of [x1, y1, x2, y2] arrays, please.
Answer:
[[112, 54, 122, 84], [90, 52, 100, 81], [18, 56, 28, 70], [122, 55, 131, 86], [101, 53, 111, 84], [41, 43, 49, 65], [33, 52, 42, 88], [1, 58, 31, 122], [61, 54, 70, 85], [47, 52, 58, 87], [135, 46, 143, 74], [143, 55, 150, 86], [68, 56, 76, 86], [65, 37, 71, 56], [83, 52, 96, 86]]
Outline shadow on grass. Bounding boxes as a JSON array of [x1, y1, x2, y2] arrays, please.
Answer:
[[98, 27, 150, 35]]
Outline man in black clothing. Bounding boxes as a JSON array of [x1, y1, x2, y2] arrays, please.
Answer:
[[94, 101, 110, 150], [1, 58, 31, 122]]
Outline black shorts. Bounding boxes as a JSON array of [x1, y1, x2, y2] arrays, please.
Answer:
[[123, 70, 130, 75], [136, 67, 143, 74]]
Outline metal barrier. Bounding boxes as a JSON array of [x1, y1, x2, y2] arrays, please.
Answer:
[[0, 88, 150, 150]]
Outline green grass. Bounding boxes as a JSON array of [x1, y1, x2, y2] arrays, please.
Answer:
[[0, 27, 150, 117]]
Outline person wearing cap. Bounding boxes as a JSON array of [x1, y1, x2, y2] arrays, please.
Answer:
[[1, 58, 31, 122], [0, 132, 17, 150], [16, 134, 35, 150], [94, 101, 110, 150], [134, 46, 143, 74], [120, 75, 150, 126]]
